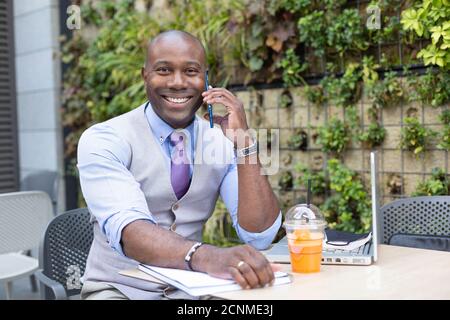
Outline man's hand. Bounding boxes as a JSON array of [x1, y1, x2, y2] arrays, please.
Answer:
[[202, 88, 252, 147], [193, 244, 281, 289]]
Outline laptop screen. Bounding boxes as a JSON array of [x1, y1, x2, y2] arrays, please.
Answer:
[[370, 151, 380, 262]]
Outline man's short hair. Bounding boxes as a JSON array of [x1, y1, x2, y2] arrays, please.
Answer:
[[144, 30, 206, 68]]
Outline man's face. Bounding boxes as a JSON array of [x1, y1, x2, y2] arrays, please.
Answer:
[[142, 36, 206, 128]]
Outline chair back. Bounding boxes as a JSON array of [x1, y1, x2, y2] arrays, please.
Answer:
[[21, 170, 59, 214], [39, 208, 93, 297], [380, 196, 450, 249], [0, 191, 53, 254]]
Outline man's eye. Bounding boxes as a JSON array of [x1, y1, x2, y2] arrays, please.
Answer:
[[186, 69, 199, 74], [156, 67, 170, 73]]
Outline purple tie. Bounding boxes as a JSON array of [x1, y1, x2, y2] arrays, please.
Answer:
[[170, 131, 191, 199]]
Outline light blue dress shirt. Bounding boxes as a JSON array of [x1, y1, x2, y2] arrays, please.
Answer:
[[77, 102, 282, 255]]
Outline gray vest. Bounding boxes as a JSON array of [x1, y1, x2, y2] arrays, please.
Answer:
[[82, 103, 234, 299]]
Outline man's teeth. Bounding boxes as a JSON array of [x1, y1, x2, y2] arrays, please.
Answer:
[[165, 97, 190, 104]]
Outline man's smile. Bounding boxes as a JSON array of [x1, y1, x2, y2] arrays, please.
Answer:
[[161, 95, 193, 105]]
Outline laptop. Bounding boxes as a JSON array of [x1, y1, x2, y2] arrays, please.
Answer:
[[265, 151, 381, 265]]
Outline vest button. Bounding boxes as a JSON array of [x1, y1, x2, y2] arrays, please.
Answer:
[[172, 203, 179, 211]]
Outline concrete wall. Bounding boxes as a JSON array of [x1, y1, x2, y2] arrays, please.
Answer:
[[13, 0, 65, 212]]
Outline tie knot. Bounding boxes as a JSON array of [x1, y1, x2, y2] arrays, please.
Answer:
[[170, 131, 186, 147]]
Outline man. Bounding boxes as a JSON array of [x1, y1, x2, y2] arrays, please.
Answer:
[[77, 30, 281, 300]]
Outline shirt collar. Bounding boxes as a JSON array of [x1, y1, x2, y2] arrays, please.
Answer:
[[144, 102, 196, 145]]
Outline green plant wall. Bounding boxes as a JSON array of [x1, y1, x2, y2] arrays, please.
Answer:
[[63, 0, 450, 245]]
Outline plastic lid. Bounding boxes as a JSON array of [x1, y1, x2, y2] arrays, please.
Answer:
[[283, 203, 326, 229]]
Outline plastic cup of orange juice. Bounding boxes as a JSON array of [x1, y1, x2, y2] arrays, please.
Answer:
[[283, 204, 326, 273]]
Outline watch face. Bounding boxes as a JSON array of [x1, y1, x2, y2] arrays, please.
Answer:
[[237, 142, 258, 157]]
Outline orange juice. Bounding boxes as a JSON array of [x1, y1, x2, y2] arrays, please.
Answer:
[[287, 229, 323, 273]]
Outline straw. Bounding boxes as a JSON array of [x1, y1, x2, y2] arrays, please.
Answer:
[[307, 179, 311, 208]]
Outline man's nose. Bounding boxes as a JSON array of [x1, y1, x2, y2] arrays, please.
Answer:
[[168, 71, 186, 89]]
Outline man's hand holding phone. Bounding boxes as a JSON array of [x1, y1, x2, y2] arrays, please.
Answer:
[[202, 86, 252, 148]]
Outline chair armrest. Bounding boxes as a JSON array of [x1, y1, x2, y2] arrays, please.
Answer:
[[35, 270, 67, 300]]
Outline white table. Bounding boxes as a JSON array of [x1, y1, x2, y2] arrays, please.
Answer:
[[121, 245, 450, 300], [214, 245, 450, 300]]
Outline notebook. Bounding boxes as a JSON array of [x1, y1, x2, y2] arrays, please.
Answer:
[[138, 264, 291, 297]]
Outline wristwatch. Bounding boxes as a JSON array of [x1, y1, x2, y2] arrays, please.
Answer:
[[236, 139, 258, 158]]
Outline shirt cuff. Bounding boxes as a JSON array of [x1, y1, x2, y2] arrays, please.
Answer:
[[235, 211, 282, 250], [102, 208, 157, 256]]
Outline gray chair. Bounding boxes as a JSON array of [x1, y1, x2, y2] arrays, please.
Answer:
[[21, 170, 59, 215], [21, 171, 60, 291], [35, 208, 93, 300], [380, 196, 450, 252], [0, 191, 54, 299]]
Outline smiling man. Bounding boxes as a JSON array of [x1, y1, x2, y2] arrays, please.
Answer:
[[77, 30, 281, 300]]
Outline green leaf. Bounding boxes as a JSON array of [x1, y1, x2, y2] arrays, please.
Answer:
[[443, 21, 450, 30], [418, 44, 447, 66], [441, 42, 450, 50], [401, 9, 424, 36], [248, 56, 264, 71], [431, 26, 445, 44]]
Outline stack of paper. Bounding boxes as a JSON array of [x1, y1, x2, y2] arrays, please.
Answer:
[[138, 264, 291, 297]]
